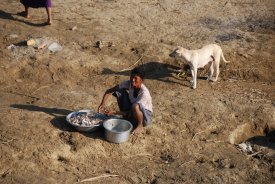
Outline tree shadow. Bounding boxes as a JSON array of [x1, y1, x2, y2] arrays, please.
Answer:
[[247, 130, 275, 150], [10, 104, 105, 140], [101, 61, 191, 87], [0, 9, 48, 27]]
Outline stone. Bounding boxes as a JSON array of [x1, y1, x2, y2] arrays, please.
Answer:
[[27, 39, 36, 46]]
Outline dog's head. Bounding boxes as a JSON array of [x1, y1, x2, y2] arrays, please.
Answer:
[[169, 46, 185, 58]]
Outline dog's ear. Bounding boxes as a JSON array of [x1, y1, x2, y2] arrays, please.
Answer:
[[176, 47, 184, 53]]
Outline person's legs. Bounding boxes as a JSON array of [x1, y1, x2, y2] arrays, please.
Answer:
[[113, 90, 152, 134], [130, 103, 152, 134], [19, 0, 30, 18], [113, 89, 131, 112], [22, 5, 30, 18], [131, 103, 144, 134], [138, 104, 152, 127], [46, 7, 52, 25]]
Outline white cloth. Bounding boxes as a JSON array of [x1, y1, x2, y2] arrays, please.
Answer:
[[119, 80, 153, 112]]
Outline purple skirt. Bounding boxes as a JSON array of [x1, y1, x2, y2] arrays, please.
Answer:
[[20, 0, 52, 8]]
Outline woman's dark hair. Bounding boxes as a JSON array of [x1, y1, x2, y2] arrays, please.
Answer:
[[131, 67, 145, 79]]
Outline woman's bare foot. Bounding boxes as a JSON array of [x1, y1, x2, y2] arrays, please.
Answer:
[[46, 19, 52, 25]]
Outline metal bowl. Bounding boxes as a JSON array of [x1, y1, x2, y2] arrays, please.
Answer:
[[103, 119, 133, 143], [66, 110, 108, 132]]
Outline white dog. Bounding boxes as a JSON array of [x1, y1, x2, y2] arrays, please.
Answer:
[[169, 44, 229, 89]]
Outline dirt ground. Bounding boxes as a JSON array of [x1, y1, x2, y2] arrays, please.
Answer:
[[0, 0, 275, 183]]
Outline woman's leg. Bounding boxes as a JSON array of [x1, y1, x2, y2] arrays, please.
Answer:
[[24, 5, 30, 18], [46, 7, 52, 24]]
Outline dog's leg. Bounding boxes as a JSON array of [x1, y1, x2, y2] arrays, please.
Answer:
[[214, 65, 219, 81], [190, 69, 194, 84], [207, 62, 214, 81], [192, 67, 197, 89], [213, 57, 220, 81]]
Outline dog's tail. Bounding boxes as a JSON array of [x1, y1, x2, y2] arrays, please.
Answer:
[[221, 50, 230, 63]]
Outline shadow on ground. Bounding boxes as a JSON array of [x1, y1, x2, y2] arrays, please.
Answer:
[[0, 10, 48, 27], [10, 104, 105, 140], [102, 61, 183, 83], [247, 130, 275, 150], [102, 61, 208, 87]]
